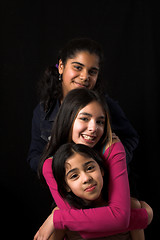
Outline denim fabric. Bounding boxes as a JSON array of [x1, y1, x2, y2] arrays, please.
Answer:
[[27, 95, 139, 172]]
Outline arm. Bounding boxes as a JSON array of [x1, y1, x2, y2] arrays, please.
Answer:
[[106, 95, 139, 165], [53, 142, 130, 237], [140, 201, 153, 225], [130, 198, 145, 240], [129, 199, 153, 240], [27, 104, 47, 172], [43, 142, 148, 238], [34, 207, 66, 240], [42, 157, 71, 209]]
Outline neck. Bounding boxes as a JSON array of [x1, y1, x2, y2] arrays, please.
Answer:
[[85, 195, 107, 208]]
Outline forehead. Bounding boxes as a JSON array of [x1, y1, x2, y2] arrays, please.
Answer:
[[78, 101, 105, 116], [68, 51, 100, 67], [65, 152, 96, 170]]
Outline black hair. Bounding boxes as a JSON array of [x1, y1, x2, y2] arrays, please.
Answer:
[[37, 38, 104, 112], [52, 143, 108, 209], [38, 88, 112, 181]]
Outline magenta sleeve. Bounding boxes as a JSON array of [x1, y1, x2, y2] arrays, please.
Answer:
[[42, 157, 70, 209], [53, 208, 148, 238], [43, 142, 148, 238]]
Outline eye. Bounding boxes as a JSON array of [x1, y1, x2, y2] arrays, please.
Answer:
[[89, 69, 99, 76], [70, 173, 79, 180], [87, 165, 95, 172], [79, 117, 89, 122], [96, 118, 105, 126], [73, 65, 82, 71]]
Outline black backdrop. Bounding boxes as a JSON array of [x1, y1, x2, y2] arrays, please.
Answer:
[[1, 1, 159, 239]]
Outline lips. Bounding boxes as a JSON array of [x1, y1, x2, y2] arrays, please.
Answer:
[[85, 184, 97, 192], [74, 81, 89, 88], [81, 134, 96, 142]]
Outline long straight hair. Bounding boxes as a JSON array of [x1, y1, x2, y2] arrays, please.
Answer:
[[38, 88, 112, 181], [52, 143, 108, 209]]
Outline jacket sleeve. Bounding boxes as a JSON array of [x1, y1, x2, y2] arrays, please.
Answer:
[[27, 104, 47, 172], [43, 142, 148, 238], [106, 95, 139, 165]]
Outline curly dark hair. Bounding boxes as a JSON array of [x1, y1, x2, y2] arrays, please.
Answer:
[[37, 38, 104, 112]]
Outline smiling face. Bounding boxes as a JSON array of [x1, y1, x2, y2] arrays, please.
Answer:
[[65, 152, 104, 205], [58, 51, 100, 99], [72, 101, 105, 148]]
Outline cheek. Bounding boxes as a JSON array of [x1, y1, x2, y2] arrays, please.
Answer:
[[100, 175, 104, 188], [72, 122, 78, 142], [68, 181, 80, 196], [72, 121, 85, 139], [97, 126, 104, 139], [89, 76, 98, 89], [62, 71, 71, 89], [63, 68, 76, 81], [96, 172, 104, 190]]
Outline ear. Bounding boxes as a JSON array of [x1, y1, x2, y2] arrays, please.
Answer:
[[65, 185, 71, 193], [101, 168, 104, 177], [58, 59, 64, 74]]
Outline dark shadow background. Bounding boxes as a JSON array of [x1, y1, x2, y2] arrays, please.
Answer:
[[1, 1, 159, 239]]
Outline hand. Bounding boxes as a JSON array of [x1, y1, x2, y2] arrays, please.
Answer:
[[112, 132, 120, 142], [103, 132, 120, 152], [140, 201, 153, 225], [34, 212, 54, 240], [131, 198, 153, 225]]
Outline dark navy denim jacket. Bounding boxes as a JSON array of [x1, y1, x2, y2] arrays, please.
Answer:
[[27, 95, 139, 172]]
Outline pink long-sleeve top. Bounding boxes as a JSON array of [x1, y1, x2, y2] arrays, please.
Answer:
[[43, 142, 148, 239]]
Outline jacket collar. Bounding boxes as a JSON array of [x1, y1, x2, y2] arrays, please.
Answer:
[[40, 100, 60, 121]]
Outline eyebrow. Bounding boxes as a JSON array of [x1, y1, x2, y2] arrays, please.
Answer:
[[71, 61, 84, 66], [79, 112, 105, 119], [66, 168, 77, 177], [83, 160, 96, 167], [71, 61, 99, 71], [66, 160, 96, 177]]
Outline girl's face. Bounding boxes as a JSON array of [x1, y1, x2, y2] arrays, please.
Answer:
[[59, 51, 100, 99], [65, 152, 104, 205], [72, 101, 105, 148]]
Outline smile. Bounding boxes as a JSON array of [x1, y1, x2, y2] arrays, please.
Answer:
[[81, 134, 96, 141], [74, 81, 89, 88]]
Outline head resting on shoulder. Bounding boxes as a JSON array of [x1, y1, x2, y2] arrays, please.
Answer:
[[38, 88, 112, 182], [50, 88, 111, 153]]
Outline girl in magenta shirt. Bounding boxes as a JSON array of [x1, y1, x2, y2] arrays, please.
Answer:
[[34, 88, 152, 239], [49, 143, 152, 240]]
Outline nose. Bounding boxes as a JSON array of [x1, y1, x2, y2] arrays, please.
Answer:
[[80, 70, 89, 81], [88, 120, 97, 132], [82, 172, 92, 184]]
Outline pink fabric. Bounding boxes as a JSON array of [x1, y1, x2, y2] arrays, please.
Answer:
[[43, 142, 148, 238]]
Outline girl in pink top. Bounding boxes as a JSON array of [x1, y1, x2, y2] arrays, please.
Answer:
[[34, 88, 152, 240], [48, 143, 151, 240]]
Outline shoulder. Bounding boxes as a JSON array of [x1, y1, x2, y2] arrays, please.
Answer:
[[103, 141, 126, 160], [33, 101, 58, 121], [111, 141, 126, 153], [104, 94, 126, 118], [104, 94, 119, 109], [32, 102, 44, 119], [103, 134, 121, 153], [32, 103, 40, 114]]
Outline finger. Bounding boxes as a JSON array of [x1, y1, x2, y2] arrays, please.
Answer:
[[34, 230, 39, 240]]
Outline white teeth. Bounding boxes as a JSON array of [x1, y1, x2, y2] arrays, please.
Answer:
[[83, 135, 95, 140]]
